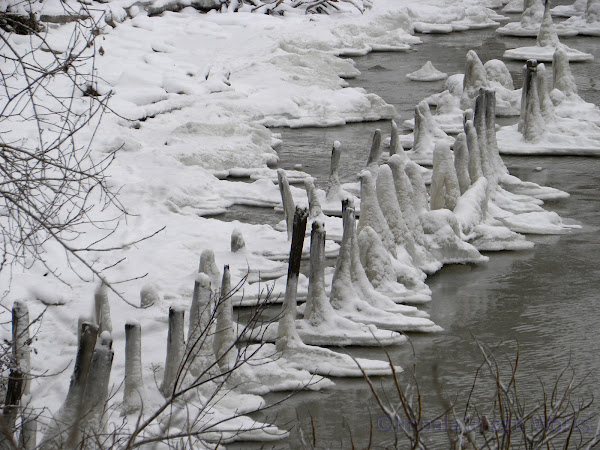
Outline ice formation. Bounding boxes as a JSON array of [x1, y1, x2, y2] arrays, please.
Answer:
[[503, 1, 594, 61], [461, 50, 489, 110], [430, 143, 461, 211], [122, 320, 147, 414], [560, 0, 600, 35], [277, 169, 296, 241], [407, 100, 454, 166], [406, 61, 448, 81], [358, 170, 397, 257], [498, 58, 600, 155], [497, 0, 577, 37]]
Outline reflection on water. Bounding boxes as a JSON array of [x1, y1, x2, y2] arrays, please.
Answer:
[[229, 14, 600, 449]]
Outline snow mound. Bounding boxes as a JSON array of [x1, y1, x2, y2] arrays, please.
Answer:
[[406, 61, 448, 81]]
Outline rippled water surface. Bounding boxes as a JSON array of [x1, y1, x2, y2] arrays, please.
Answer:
[[229, 10, 600, 449]]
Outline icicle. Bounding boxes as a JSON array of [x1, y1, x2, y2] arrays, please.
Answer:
[[537, 0, 560, 47], [199, 249, 221, 290], [140, 283, 160, 308], [430, 143, 460, 211], [461, 50, 488, 110], [160, 305, 185, 397], [94, 283, 112, 334], [358, 170, 397, 258], [552, 48, 577, 95], [537, 63, 555, 122], [304, 178, 323, 219], [213, 265, 236, 371], [122, 321, 146, 415], [453, 133, 471, 194], [230, 228, 246, 253], [277, 169, 296, 241], [276, 207, 308, 351]]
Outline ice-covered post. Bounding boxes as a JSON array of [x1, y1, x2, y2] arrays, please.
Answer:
[[12, 301, 30, 396], [484, 89, 508, 183], [552, 48, 577, 96], [537, 63, 555, 122], [188, 273, 217, 379], [199, 249, 221, 290], [0, 302, 31, 447], [213, 265, 236, 371], [404, 161, 430, 214], [94, 283, 112, 334], [366, 129, 382, 172], [537, 0, 560, 48], [40, 322, 98, 449], [389, 120, 404, 156], [19, 414, 36, 450], [519, 59, 538, 132], [430, 142, 460, 211], [160, 305, 185, 397], [277, 169, 296, 241], [474, 89, 492, 182], [303, 220, 331, 324], [453, 133, 471, 194], [461, 50, 488, 110], [465, 120, 483, 182], [230, 228, 246, 253], [276, 207, 308, 351], [140, 283, 160, 308], [376, 164, 417, 256], [122, 321, 146, 415], [325, 141, 343, 202], [521, 62, 547, 142], [79, 331, 114, 438], [358, 170, 397, 257], [304, 178, 322, 219]]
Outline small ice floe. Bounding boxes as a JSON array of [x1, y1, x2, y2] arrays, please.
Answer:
[[560, 0, 600, 38], [406, 61, 448, 82], [503, 1, 594, 61], [497, 56, 600, 156], [497, 0, 579, 37]]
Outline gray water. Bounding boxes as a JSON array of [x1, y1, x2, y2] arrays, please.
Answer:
[[227, 11, 600, 450]]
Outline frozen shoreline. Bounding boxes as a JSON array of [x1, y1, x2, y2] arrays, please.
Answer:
[[5, 0, 592, 444]]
